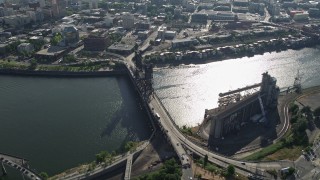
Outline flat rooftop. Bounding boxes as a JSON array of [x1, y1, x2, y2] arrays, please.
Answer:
[[36, 46, 66, 56]]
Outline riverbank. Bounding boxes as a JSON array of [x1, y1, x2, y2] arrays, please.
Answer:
[[144, 35, 319, 66], [0, 68, 126, 77]]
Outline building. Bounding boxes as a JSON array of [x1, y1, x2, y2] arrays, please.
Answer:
[[308, 8, 320, 18], [174, 7, 183, 17], [104, 15, 114, 27], [3, 14, 31, 27], [89, 0, 98, 9], [39, 0, 45, 7], [191, 12, 208, 23], [164, 31, 176, 39], [293, 13, 309, 21], [122, 12, 134, 29], [35, 46, 67, 61], [207, 11, 236, 21], [138, 30, 150, 39], [203, 72, 279, 140], [61, 25, 79, 46], [0, 43, 8, 55], [0, 7, 15, 17], [136, 21, 150, 31], [233, 0, 249, 7], [84, 35, 108, 51], [17, 43, 34, 53], [51, 0, 66, 17], [171, 37, 198, 48], [270, 3, 280, 16], [107, 43, 136, 55]]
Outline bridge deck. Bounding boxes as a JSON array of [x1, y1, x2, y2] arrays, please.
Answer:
[[0, 153, 28, 166], [124, 153, 133, 180]]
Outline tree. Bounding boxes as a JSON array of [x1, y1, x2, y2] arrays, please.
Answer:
[[226, 165, 235, 177], [204, 154, 208, 167], [28, 58, 37, 70], [288, 167, 295, 175], [63, 54, 76, 63], [96, 151, 109, 163], [302, 106, 313, 121], [314, 106, 320, 117], [51, 33, 63, 46], [289, 103, 299, 115], [39, 172, 49, 180]]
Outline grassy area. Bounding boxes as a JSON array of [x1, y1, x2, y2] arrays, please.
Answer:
[[243, 141, 285, 161], [134, 158, 181, 180], [0, 60, 29, 69], [262, 146, 304, 161], [180, 125, 193, 136]]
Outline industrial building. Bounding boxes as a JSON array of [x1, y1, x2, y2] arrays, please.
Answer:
[[202, 72, 279, 140]]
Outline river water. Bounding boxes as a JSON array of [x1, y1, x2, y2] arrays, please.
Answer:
[[154, 47, 320, 127], [1, 47, 320, 179], [0, 76, 151, 178]]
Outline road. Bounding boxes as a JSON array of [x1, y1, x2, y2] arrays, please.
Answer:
[[150, 95, 193, 179], [149, 92, 295, 179]]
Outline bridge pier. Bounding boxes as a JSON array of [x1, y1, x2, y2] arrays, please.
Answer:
[[1, 162, 7, 176]]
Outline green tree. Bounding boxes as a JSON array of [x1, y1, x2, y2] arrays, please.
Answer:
[[226, 165, 235, 177], [289, 103, 299, 115], [204, 154, 208, 167], [63, 54, 76, 63], [51, 33, 63, 46], [302, 106, 313, 121], [39, 172, 49, 180], [28, 58, 37, 70], [314, 106, 320, 117], [288, 167, 295, 175], [96, 151, 109, 163]]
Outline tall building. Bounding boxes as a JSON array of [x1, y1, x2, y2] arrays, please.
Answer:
[[39, 0, 45, 7], [51, 0, 66, 17], [89, 0, 98, 9], [122, 12, 134, 29]]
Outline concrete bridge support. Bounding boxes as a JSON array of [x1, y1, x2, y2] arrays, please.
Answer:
[[1, 162, 7, 176], [124, 153, 133, 180]]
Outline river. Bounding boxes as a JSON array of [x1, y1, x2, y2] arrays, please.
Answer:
[[1, 47, 320, 179], [153, 47, 320, 127], [0, 76, 151, 179]]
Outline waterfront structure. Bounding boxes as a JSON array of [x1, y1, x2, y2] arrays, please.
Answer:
[[171, 37, 198, 49], [35, 46, 67, 61], [202, 72, 279, 140]]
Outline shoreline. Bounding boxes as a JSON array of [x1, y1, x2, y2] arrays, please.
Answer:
[[0, 68, 127, 78], [152, 45, 319, 69], [146, 38, 319, 66]]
